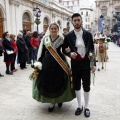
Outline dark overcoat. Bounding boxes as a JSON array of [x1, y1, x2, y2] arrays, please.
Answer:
[[2, 38, 14, 62], [17, 37, 28, 63]]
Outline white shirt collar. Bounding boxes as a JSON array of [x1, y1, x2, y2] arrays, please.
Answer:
[[74, 29, 83, 36]]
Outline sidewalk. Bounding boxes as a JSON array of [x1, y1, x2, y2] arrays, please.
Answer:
[[0, 42, 120, 120]]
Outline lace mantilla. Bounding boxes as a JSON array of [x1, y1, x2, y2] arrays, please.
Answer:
[[44, 36, 63, 50]]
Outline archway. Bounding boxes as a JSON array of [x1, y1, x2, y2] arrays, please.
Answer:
[[43, 17, 49, 32], [22, 12, 31, 33], [0, 9, 3, 38]]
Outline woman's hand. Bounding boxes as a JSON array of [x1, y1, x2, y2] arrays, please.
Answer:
[[91, 66, 96, 73], [65, 47, 71, 52]]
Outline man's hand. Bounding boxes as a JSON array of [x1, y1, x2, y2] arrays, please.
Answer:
[[91, 66, 96, 73], [70, 52, 77, 59]]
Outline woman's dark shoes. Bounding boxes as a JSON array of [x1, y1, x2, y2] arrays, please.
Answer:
[[20, 67, 27, 69], [75, 106, 83, 115], [84, 108, 90, 117], [6, 71, 13, 75], [58, 103, 63, 108], [0, 74, 4, 77], [48, 105, 55, 112]]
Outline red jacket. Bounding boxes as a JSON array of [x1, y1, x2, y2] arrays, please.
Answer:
[[11, 40, 18, 54], [30, 37, 39, 48]]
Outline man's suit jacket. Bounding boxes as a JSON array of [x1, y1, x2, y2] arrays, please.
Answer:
[[62, 29, 96, 67]]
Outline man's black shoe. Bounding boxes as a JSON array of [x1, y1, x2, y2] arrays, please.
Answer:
[[98, 68, 100, 71], [0, 74, 4, 77], [102, 66, 104, 69], [48, 105, 55, 112], [75, 107, 83, 115], [84, 108, 90, 117]]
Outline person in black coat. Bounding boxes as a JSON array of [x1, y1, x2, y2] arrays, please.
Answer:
[[2, 32, 14, 75], [62, 13, 96, 117], [0, 38, 4, 77], [0, 38, 4, 56], [24, 31, 32, 64], [17, 32, 28, 69]]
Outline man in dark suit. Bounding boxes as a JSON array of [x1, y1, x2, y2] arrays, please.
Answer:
[[62, 13, 96, 117], [24, 31, 32, 64]]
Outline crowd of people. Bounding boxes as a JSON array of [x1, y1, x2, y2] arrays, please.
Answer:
[[0, 30, 45, 76], [109, 32, 120, 47], [0, 13, 112, 118]]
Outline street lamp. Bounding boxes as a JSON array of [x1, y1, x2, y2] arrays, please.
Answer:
[[33, 6, 41, 32]]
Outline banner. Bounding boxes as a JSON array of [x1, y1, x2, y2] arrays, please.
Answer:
[[98, 15, 106, 34]]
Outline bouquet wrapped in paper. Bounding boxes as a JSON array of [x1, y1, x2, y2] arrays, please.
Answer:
[[29, 62, 42, 80]]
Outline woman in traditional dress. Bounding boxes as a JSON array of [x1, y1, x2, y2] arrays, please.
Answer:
[[31, 22, 75, 112]]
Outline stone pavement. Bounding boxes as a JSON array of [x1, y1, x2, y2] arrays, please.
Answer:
[[0, 42, 120, 120]]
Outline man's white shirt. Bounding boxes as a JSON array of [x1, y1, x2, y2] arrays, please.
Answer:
[[74, 29, 85, 58]]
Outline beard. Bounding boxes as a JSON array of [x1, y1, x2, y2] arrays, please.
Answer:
[[73, 24, 82, 29]]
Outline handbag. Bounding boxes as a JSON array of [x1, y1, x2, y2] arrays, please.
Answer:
[[6, 50, 14, 54]]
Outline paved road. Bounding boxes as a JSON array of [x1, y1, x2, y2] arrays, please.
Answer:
[[0, 42, 120, 120]]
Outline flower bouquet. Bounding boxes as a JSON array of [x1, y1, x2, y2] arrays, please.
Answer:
[[89, 52, 96, 85], [29, 62, 42, 80]]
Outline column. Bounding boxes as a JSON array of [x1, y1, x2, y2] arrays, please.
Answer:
[[5, 0, 11, 31], [9, 3, 16, 34]]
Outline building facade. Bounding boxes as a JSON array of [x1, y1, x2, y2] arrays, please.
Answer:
[[95, 0, 120, 34], [61, 0, 80, 12], [80, 8, 96, 33], [0, 0, 73, 38]]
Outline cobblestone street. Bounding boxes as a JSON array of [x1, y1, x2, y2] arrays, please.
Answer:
[[0, 42, 120, 120]]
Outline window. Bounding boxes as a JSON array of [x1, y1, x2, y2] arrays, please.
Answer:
[[69, 1, 72, 6], [88, 25, 90, 29], [64, 2, 67, 6], [88, 18, 90, 22], [74, 1, 77, 5], [67, 1, 69, 5], [81, 12, 83, 15], [101, 9, 107, 17], [86, 18, 87, 22], [86, 25, 87, 29], [22, 12, 30, 22], [86, 11, 88, 16]]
